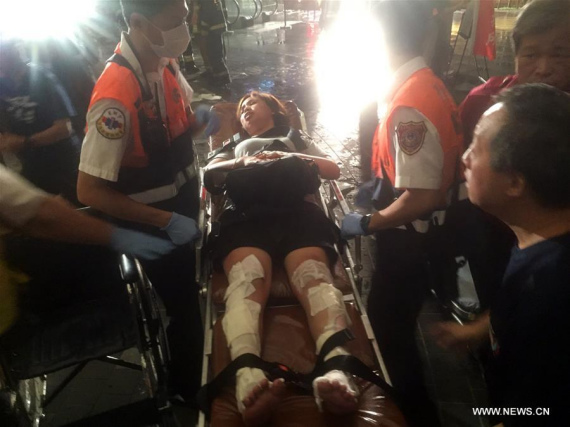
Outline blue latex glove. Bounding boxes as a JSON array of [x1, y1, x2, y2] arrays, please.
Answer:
[[161, 212, 202, 246], [341, 212, 366, 240], [110, 228, 176, 260], [194, 105, 220, 137], [354, 180, 376, 209]]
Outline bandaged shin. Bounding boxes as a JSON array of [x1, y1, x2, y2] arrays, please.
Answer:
[[309, 284, 351, 360], [291, 260, 334, 293], [291, 260, 351, 359], [222, 255, 267, 413]]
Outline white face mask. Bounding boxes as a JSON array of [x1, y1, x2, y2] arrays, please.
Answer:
[[145, 21, 190, 59]]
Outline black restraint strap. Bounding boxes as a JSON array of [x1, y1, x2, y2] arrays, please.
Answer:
[[207, 133, 242, 162], [315, 328, 355, 367], [197, 329, 402, 417], [316, 355, 402, 404]]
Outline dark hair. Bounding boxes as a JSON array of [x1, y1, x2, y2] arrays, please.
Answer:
[[236, 91, 289, 130], [120, 0, 180, 26], [371, 0, 430, 56], [490, 84, 570, 208], [512, 0, 570, 54]]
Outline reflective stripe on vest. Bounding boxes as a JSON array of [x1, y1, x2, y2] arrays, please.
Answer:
[[129, 163, 197, 204]]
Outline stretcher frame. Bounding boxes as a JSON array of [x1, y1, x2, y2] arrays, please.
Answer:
[[194, 104, 401, 427]]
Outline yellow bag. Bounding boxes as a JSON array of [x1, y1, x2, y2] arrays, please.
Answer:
[[0, 247, 27, 336]]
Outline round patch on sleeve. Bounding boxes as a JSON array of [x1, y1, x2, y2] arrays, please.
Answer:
[[95, 108, 126, 140], [396, 121, 428, 155]]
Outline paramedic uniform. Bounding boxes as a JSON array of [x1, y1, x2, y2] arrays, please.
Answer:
[[80, 33, 203, 400], [369, 56, 461, 425]]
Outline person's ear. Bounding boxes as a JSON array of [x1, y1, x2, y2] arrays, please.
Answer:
[[505, 172, 526, 198], [129, 13, 148, 32]]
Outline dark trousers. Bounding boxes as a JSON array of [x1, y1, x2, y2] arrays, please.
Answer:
[[206, 30, 228, 76], [142, 244, 204, 400], [368, 228, 441, 427], [199, 0, 228, 75]]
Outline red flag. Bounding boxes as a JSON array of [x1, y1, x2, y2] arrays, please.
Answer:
[[472, 0, 496, 60]]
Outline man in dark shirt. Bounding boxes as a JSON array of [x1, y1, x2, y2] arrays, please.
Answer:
[[0, 39, 79, 202], [453, 84, 570, 426], [452, 0, 570, 315]]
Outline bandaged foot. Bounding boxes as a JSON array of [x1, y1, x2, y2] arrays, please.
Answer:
[[239, 368, 286, 427], [313, 370, 359, 414]]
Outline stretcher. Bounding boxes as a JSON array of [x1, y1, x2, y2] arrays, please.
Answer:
[[195, 100, 409, 427]]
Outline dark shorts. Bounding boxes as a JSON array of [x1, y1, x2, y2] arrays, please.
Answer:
[[211, 202, 339, 265]]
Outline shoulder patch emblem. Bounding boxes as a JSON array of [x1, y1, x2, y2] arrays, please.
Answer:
[[396, 121, 427, 155], [96, 108, 126, 140]]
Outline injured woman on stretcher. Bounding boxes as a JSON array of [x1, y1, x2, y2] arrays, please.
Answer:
[[203, 91, 359, 426]]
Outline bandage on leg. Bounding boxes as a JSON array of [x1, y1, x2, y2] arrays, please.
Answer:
[[291, 259, 334, 293], [222, 255, 268, 413], [312, 370, 359, 413], [302, 281, 357, 410]]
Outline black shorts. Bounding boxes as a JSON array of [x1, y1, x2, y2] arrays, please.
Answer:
[[211, 202, 339, 265]]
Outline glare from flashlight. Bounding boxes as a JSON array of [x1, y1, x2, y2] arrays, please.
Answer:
[[315, 0, 391, 138], [0, 0, 97, 40]]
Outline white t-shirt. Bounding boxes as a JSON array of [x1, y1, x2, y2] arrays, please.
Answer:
[[79, 33, 194, 182]]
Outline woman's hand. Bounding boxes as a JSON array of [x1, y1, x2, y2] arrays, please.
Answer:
[[253, 151, 291, 161]]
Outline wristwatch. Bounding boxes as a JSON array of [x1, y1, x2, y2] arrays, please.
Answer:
[[360, 214, 373, 235]]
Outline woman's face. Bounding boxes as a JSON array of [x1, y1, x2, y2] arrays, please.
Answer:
[[239, 95, 275, 136]]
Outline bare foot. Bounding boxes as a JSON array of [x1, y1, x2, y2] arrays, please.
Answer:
[[242, 378, 286, 426], [314, 371, 358, 414]]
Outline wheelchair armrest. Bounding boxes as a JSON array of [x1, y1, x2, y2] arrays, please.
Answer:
[[119, 254, 140, 283]]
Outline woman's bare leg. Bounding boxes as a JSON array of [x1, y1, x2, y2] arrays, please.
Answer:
[[284, 247, 358, 414], [222, 247, 285, 426]]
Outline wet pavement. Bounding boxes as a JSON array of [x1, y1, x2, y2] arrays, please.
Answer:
[[41, 7, 520, 427]]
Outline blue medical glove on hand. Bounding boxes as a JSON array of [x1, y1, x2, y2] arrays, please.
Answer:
[[194, 105, 220, 137], [161, 212, 202, 246], [110, 228, 176, 260], [341, 213, 366, 240]]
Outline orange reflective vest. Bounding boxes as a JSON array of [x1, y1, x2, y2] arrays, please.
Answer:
[[88, 47, 195, 208], [371, 67, 462, 203]]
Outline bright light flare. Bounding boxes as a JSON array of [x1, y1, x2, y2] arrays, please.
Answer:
[[315, 0, 392, 138], [0, 0, 97, 40]]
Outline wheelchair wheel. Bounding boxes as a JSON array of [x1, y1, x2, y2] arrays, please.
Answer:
[[17, 377, 45, 427], [0, 376, 45, 427], [126, 259, 170, 408]]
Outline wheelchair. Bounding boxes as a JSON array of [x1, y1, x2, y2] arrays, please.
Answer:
[[0, 239, 177, 427], [194, 101, 409, 427]]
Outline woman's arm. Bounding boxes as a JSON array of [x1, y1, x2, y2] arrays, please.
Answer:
[[291, 152, 340, 180], [255, 151, 340, 180], [203, 155, 256, 192]]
